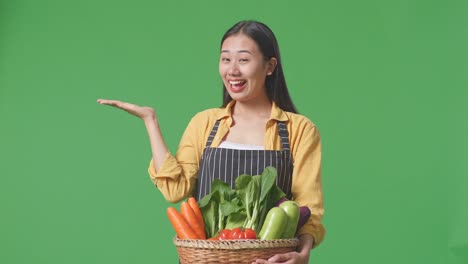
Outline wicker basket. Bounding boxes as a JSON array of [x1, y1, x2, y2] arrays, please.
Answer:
[[173, 237, 299, 264]]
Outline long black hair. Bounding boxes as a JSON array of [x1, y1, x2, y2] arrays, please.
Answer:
[[220, 20, 298, 114]]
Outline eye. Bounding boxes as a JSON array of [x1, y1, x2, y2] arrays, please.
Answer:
[[239, 58, 249, 63], [221, 57, 230, 63]]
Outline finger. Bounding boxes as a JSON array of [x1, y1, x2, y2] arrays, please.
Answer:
[[98, 99, 123, 105], [97, 99, 121, 105], [268, 252, 294, 263], [252, 260, 269, 264], [98, 99, 135, 110], [97, 98, 112, 104]]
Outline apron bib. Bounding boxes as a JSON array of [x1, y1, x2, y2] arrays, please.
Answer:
[[194, 119, 294, 201]]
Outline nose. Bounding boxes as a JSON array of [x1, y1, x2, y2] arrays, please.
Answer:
[[227, 62, 241, 77]]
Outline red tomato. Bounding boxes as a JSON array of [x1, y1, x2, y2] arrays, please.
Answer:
[[229, 228, 257, 239], [218, 229, 232, 240]]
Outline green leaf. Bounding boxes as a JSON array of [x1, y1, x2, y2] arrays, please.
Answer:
[[269, 185, 286, 204], [260, 167, 277, 203], [212, 179, 231, 197], [235, 174, 252, 190], [200, 199, 218, 238], [249, 175, 261, 204], [220, 200, 242, 216], [198, 191, 213, 208], [225, 212, 247, 230]]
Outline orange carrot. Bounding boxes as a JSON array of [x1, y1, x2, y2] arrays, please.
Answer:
[[181, 201, 206, 239], [188, 197, 205, 229], [166, 207, 198, 239]]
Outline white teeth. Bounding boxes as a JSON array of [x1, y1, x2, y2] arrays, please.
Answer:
[[229, 80, 245, 85]]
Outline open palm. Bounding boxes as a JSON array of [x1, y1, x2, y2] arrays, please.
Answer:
[[97, 99, 156, 121]]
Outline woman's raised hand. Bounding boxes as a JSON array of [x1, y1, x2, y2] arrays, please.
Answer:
[[97, 98, 169, 172], [97, 99, 156, 122]]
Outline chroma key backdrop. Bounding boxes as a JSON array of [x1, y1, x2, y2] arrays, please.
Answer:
[[0, 1, 464, 263]]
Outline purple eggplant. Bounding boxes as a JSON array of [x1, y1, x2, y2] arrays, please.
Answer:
[[296, 206, 311, 232], [275, 197, 311, 234], [275, 197, 288, 207]]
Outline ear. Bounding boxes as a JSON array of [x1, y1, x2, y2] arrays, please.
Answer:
[[266, 57, 278, 75]]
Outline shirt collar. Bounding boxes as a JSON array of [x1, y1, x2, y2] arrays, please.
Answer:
[[217, 100, 289, 122], [270, 101, 289, 121]]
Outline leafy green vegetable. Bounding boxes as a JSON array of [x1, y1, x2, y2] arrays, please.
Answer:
[[199, 179, 243, 238], [224, 212, 246, 230], [199, 190, 220, 238], [260, 168, 276, 202], [198, 166, 286, 238]]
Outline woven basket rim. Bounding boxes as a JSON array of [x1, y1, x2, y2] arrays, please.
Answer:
[[173, 237, 299, 250]]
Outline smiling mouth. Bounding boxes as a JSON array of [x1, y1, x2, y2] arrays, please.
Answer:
[[229, 80, 247, 92]]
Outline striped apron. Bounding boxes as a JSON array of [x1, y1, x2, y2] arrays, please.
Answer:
[[194, 119, 294, 201]]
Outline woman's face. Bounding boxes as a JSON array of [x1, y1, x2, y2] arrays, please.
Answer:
[[219, 34, 276, 103]]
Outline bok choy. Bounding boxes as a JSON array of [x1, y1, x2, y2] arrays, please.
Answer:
[[198, 166, 285, 238]]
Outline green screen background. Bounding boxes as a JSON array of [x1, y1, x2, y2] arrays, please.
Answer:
[[0, 0, 464, 263]]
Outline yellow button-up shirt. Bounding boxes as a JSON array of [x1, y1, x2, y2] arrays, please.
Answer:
[[148, 101, 325, 247]]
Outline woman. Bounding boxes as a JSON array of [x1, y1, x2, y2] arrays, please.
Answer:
[[98, 20, 325, 264]]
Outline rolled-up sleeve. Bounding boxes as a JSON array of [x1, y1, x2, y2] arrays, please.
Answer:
[[148, 113, 206, 203], [290, 120, 325, 248]]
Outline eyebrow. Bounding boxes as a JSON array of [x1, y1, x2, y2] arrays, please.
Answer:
[[221, 50, 252, 54]]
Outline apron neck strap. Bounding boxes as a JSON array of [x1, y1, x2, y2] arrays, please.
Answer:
[[205, 119, 221, 148], [277, 121, 290, 151]]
